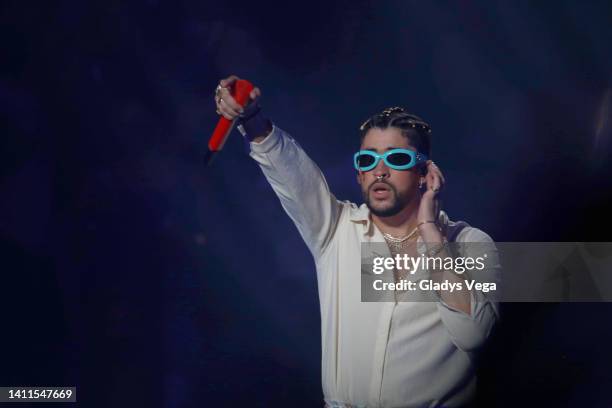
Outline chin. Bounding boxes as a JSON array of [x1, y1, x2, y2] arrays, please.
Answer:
[[368, 202, 402, 217]]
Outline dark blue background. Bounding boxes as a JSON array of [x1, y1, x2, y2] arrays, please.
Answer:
[[2, 1, 612, 407]]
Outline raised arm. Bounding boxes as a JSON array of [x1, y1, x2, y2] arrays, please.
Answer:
[[214, 76, 342, 259]]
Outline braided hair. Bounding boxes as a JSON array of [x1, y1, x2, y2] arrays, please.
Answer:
[[359, 107, 432, 158]]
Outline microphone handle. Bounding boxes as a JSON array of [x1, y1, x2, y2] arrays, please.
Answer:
[[205, 79, 254, 166]]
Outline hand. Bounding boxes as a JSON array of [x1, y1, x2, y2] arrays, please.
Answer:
[[417, 160, 445, 225], [215, 75, 261, 120]]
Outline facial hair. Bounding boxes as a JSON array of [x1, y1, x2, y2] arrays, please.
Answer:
[[362, 180, 409, 217]]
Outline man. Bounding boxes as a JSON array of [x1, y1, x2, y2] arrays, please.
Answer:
[[214, 75, 500, 407]]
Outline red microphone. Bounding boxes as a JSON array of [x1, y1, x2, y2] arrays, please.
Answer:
[[205, 79, 254, 166]]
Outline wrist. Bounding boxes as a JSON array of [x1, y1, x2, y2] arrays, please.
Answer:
[[418, 220, 444, 243], [417, 219, 439, 230], [237, 103, 272, 142]]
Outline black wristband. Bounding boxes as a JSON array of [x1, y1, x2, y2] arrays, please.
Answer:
[[237, 103, 271, 142]]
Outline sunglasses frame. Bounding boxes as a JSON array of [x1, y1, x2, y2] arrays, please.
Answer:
[[353, 148, 428, 171]]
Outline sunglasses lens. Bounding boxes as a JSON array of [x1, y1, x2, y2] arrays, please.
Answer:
[[357, 154, 376, 169], [386, 152, 413, 167]]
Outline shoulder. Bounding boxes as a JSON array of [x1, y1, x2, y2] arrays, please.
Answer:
[[331, 201, 369, 233], [452, 222, 498, 262], [441, 211, 494, 244], [345, 201, 368, 219], [456, 226, 495, 244]]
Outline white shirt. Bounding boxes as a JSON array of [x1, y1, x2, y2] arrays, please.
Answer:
[[250, 125, 500, 408]]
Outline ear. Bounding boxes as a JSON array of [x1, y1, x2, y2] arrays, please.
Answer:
[[356, 170, 362, 185]]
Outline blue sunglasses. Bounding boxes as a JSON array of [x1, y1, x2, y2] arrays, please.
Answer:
[[354, 148, 428, 171]]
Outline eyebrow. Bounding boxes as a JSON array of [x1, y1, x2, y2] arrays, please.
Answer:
[[363, 147, 409, 152]]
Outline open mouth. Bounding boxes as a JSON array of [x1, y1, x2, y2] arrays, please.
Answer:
[[371, 183, 391, 199]]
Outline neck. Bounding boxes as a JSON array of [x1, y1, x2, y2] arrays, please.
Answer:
[[371, 197, 420, 237]]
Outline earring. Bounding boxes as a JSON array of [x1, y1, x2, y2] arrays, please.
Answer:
[[419, 179, 425, 189]]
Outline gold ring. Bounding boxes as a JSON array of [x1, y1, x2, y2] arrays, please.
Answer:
[[215, 84, 225, 98]]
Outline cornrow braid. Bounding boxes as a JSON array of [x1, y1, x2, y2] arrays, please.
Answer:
[[359, 106, 432, 158]]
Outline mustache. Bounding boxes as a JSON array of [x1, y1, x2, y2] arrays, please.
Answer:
[[369, 179, 396, 192]]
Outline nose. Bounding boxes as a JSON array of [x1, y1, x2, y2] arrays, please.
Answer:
[[372, 159, 389, 180]]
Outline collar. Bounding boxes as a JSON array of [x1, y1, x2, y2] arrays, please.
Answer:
[[348, 203, 372, 234], [349, 203, 451, 236]]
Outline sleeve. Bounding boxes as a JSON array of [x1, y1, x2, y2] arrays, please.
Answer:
[[436, 227, 501, 352], [249, 124, 343, 259]]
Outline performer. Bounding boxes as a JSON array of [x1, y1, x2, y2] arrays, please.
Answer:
[[214, 75, 500, 407]]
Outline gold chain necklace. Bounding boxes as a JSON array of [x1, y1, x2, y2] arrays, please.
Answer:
[[382, 227, 420, 295], [382, 226, 419, 252]]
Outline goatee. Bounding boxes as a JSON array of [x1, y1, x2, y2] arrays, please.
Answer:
[[363, 182, 407, 217]]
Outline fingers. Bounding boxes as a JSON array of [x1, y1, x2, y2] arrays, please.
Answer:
[[218, 98, 241, 120], [432, 163, 445, 185], [425, 160, 445, 193], [216, 95, 240, 120], [219, 75, 240, 88], [215, 79, 244, 120], [219, 91, 243, 114], [250, 87, 261, 101], [215, 76, 262, 120], [427, 172, 441, 193]]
